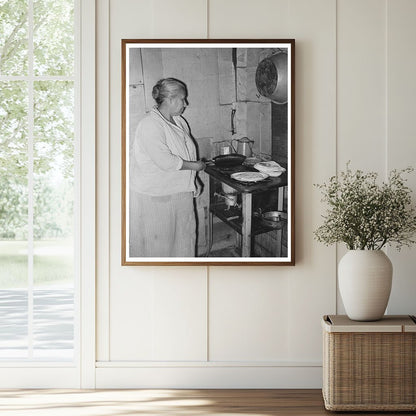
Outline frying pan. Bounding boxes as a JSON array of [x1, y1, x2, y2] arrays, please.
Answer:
[[212, 153, 246, 168]]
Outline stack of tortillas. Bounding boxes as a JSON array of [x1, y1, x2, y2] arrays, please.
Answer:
[[254, 161, 286, 177]]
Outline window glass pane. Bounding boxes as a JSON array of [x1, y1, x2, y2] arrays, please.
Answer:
[[0, 0, 28, 76], [0, 81, 28, 359], [33, 0, 74, 76], [33, 288, 74, 360], [0, 289, 28, 359], [0, 81, 28, 242], [33, 80, 74, 359], [33, 81, 74, 253]]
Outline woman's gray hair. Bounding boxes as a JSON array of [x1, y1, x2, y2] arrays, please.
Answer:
[[152, 78, 187, 105]]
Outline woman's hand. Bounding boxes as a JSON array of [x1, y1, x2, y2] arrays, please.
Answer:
[[194, 160, 206, 171]]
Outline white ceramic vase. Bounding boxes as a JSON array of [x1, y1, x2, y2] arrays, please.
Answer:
[[338, 250, 393, 321]]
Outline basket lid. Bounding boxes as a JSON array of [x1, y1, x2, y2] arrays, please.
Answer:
[[322, 315, 416, 333]]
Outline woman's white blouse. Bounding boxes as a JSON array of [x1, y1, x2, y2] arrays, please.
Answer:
[[130, 108, 197, 196]]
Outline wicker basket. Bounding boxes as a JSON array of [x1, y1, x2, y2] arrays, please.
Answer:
[[322, 315, 416, 411]]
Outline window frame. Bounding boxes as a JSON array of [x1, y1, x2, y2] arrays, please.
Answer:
[[0, 0, 96, 388]]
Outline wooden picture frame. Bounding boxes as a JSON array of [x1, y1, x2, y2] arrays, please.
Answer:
[[122, 39, 295, 265]]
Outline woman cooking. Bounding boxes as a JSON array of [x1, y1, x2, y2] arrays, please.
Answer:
[[129, 77, 206, 257]]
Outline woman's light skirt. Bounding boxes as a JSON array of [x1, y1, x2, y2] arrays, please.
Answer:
[[129, 190, 196, 257]]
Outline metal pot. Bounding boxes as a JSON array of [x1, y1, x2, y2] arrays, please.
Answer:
[[212, 153, 246, 168], [231, 137, 254, 157], [214, 140, 233, 156], [261, 210, 287, 229], [255, 52, 288, 104]]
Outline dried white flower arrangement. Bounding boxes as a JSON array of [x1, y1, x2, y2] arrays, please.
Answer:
[[314, 164, 416, 250]]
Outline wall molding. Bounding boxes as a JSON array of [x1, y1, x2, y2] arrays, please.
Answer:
[[96, 365, 322, 389], [96, 360, 321, 368], [0, 368, 80, 389]]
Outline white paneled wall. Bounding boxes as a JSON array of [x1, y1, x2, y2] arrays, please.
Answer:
[[110, 268, 207, 361], [209, 0, 290, 38], [386, 0, 416, 314], [208, 268, 290, 362], [285, 0, 337, 361], [96, 0, 416, 388], [336, 0, 388, 312], [337, 0, 387, 172]]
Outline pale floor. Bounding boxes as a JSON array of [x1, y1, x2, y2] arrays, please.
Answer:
[[0, 389, 413, 416]]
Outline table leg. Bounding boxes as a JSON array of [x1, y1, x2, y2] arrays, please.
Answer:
[[276, 186, 285, 256], [207, 211, 214, 256], [241, 193, 252, 257], [235, 233, 242, 256], [278, 187, 284, 211]]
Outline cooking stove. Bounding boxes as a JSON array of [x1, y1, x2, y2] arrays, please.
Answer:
[[206, 163, 256, 176]]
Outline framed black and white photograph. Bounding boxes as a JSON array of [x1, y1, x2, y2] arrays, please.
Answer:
[[122, 39, 295, 265]]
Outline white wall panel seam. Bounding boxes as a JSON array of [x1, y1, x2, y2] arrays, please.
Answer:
[[106, 0, 111, 362], [335, 0, 339, 314], [385, 0, 389, 179], [151, 278, 155, 361], [207, 0, 210, 38], [206, 266, 210, 361]]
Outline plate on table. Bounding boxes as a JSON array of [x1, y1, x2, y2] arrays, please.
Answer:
[[230, 172, 269, 183]]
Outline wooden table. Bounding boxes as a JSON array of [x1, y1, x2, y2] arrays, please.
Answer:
[[205, 165, 288, 257]]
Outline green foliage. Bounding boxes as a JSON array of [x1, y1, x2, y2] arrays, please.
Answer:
[[0, 1, 74, 241], [33, 0, 74, 75], [34, 81, 74, 177], [0, 0, 74, 76], [34, 176, 74, 239], [0, 176, 27, 238], [0, 81, 28, 180], [314, 164, 416, 250], [0, 0, 28, 75]]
